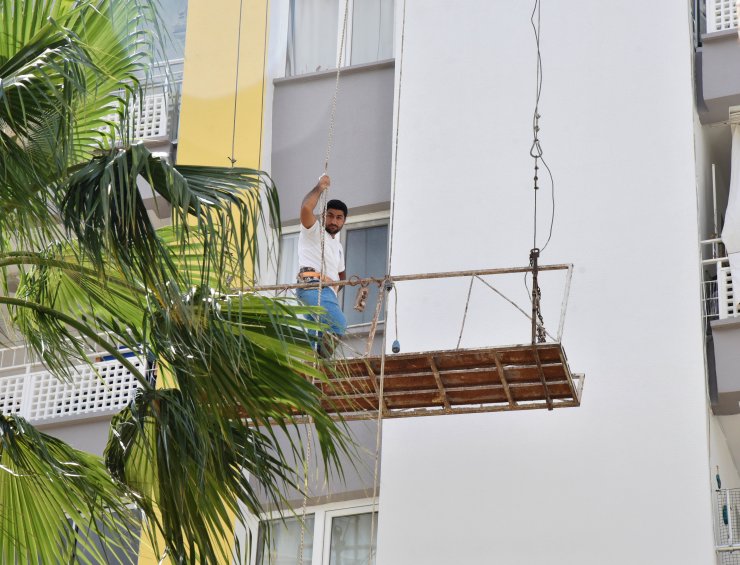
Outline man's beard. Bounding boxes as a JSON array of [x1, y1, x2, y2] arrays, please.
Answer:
[[325, 225, 339, 235]]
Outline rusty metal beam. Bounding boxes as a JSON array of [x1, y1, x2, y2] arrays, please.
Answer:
[[494, 354, 516, 407], [531, 345, 553, 410], [428, 356, 451, 412], [246, 264, 572, 293]]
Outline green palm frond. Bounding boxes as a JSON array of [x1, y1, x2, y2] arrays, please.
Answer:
[[0, 0, 352, 562], [0, 0, 160, 259], [59, 145, 279, 291], [103, 287, 353, 562], [106, 389, 300, 563], [0, 414, 138, 565]]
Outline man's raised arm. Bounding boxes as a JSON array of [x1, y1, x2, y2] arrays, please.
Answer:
[[300, 174, 331, 229]]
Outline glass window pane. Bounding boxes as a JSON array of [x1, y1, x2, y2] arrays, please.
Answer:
[[343, 225, 389, 326], [329, 512, 377, 565], [257, 515, 315, 565], [351, 0, 394, 66], [157, 0, 189, 60], [287, 0, 339, 76], [279, 233, 300, 285]]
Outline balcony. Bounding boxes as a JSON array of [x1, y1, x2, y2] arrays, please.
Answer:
[[702, 239, 740, 415], [695, 1, 740, 123], [0, 345, 143, 426], [111, 59, 183, 149], [705, 0, 737, 34], [702, 239, 740, 414], [715, 488, 740, 564]]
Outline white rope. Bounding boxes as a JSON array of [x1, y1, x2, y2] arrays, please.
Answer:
[[299, 2, 350, 563], [364, 282, 386, 356], [317, 0, 350, 311], [298, 430, 311, 565], [323, 0, 350, 174]]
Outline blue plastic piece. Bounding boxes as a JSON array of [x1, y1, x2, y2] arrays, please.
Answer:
[[392, 340, 400, 353]]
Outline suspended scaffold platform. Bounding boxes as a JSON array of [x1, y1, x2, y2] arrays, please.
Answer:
[[257, 262, 584, 419]]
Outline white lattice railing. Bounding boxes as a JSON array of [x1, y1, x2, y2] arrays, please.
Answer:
[[716, 489, 740, 563], [131, 93, 169, 140], [707, 0, 739, 32], [0, 356, 143, 424], [719, 266, 738, 319], [100, 92, 172, 142]]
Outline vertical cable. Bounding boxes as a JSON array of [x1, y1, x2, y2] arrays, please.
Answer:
[[229, 0, 245, 166]]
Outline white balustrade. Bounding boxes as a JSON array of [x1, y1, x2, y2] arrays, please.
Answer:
[[706, 0, 738, 33], [718, 266, 738, 319], [0, 356, 143, 424], [132, 93, 169, 140]]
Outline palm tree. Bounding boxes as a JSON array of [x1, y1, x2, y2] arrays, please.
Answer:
[[0, 1, 349, 563]]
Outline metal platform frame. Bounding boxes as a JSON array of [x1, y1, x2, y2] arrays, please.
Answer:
[[252, 263, 584, 419]]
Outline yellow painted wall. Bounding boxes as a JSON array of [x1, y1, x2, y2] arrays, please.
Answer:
[[138, 0, 269, 562], [176, 0, 269, 169]]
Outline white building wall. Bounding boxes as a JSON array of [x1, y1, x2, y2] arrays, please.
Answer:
[[376, 1, 714, 563]]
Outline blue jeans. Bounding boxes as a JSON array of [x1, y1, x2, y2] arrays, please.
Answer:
[[296, 286, 347, 337]]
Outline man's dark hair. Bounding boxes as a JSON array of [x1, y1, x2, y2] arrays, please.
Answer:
[[326, 199, 348, 217]]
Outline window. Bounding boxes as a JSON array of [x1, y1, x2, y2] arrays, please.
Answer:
[[276, 217, 389, 328], [256, 514, 315, 565], [252, 502, 377, 565], [350, 0, 394, 66], [286, 0, 395, 76], [326, 511, 376, 565], [342, 223, 388, 326], [277, 231, 300, 285]]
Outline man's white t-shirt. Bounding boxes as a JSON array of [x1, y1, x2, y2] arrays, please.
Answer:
[[297, 221, 344, 282]]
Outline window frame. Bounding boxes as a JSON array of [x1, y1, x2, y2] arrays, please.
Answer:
[[338, 218, 389, 329], [335, 0, 397, 70], [320, 503, 379, 565], [238, 498, 378, 565], [285, 0, 394, 77]]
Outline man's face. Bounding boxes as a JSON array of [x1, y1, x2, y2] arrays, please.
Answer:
[[324, 208, 346, 235]]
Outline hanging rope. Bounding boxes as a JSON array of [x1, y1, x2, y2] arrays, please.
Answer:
[[316, 0, 351, 313], [391, 283, 400, 353], [365, 281, 386, 356], [229, 0, 245, 166], [528, 0, 556, 252], [323, 1, 350, 174], [299, 2, 350, 563], [297, 432, 311, 564], [526, 0, 554, 345]]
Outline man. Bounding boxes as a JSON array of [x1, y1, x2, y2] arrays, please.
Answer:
[[296, 174, 348, 345]]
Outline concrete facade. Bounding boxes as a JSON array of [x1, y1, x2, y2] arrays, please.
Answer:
[[271, 61, 395, 224], [374, 1, 715, 563]]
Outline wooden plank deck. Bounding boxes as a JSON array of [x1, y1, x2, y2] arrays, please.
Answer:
[[319, 342, 584, 419]]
